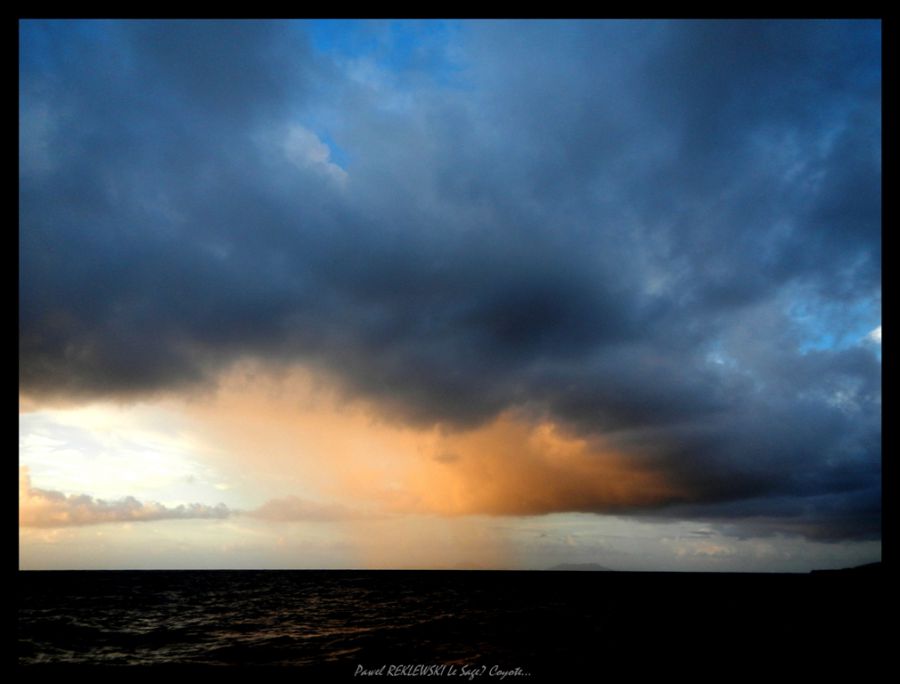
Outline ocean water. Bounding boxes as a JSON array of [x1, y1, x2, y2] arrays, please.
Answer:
[[18, 569, 882, 679]]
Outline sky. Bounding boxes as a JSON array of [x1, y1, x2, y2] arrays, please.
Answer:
[[19, 19, 881, 571]]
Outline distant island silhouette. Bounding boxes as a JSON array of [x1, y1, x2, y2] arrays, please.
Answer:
[[810, 561, 881, 574], [546, 563, 613, 571]]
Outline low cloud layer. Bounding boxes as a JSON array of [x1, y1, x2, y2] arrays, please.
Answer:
[[19, 466, 366, 528], [246, 495, 360, 523], [19, 21, 881, 542], [19, 467, 231, 527]]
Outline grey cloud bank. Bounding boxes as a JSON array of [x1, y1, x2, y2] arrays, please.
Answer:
[[19, 20, 881, 541]]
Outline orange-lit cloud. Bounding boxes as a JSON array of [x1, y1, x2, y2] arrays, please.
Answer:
[[179, 363, 685, 521], [19, 466, 230, 528], [401, 415, 684, 517]]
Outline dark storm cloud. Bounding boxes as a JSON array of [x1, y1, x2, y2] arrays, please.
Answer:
[[19, 20, 880, 541]]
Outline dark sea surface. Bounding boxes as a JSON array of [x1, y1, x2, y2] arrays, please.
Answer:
[[18, 569, 884, 681]]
